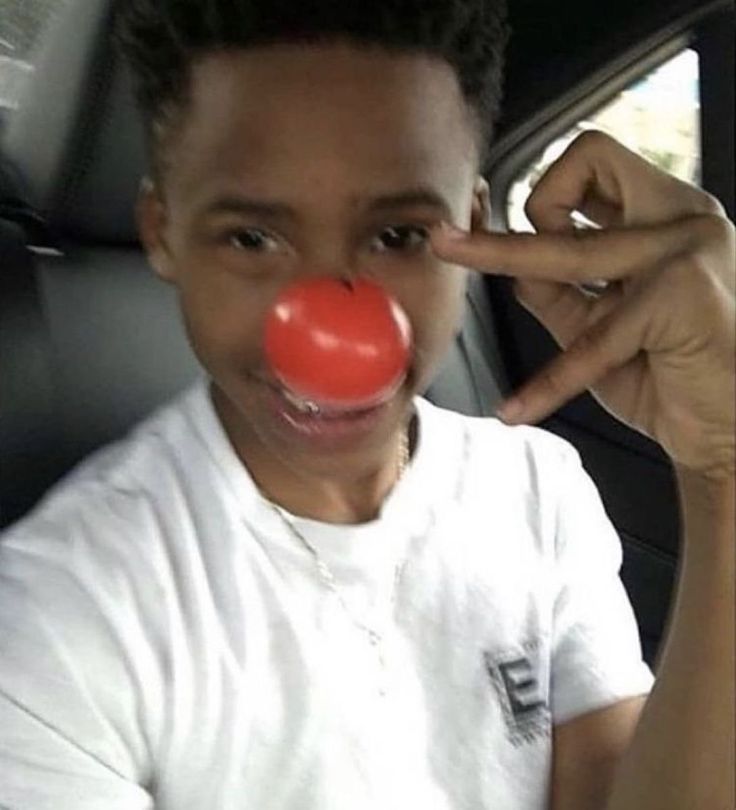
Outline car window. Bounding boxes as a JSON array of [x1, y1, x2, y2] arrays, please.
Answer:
[[507, 48, 701, 232], [0, 0, 62, 111]]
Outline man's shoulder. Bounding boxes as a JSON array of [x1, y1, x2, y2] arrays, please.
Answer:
[[417, 395, 579, 469], [1, 382, 204, 549]]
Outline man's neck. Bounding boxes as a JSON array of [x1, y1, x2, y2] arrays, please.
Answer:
[[210, 386, 414, 525], [260, 466, 400, 525]]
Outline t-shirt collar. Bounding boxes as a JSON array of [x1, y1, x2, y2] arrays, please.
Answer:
[[181, 374, 465, 560]]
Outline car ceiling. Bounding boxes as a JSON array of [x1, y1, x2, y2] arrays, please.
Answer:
[[500, 0, 709, 137], [0, 0, 710, 143]]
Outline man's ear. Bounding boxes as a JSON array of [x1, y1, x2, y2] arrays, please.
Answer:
[[136, 177, 177, 284], [470, 175, 492, 232]]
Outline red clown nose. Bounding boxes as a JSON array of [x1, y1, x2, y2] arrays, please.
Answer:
[[264, 277, 412, 411]]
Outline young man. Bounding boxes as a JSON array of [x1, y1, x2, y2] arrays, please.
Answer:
[[0, 2, 733, 809]]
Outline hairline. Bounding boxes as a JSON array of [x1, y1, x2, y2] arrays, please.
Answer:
[[139, 39, 489, 187]]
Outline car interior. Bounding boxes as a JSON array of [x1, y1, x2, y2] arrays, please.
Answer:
[[0, 0, 734, 674]]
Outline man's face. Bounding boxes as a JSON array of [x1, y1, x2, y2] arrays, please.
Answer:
[[139, 43, 490, 478]]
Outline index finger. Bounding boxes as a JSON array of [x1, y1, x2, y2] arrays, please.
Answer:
[[429, 219, 699, 283]]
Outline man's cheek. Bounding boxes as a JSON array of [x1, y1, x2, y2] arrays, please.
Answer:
[[178, 292, 261, 371], [405, 316, 456, 389]]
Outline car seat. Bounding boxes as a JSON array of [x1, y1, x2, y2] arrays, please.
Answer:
[[0, 0, 508, 529]]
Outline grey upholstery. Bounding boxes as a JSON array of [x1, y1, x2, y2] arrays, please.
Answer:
[[0, 0, 508, 529]]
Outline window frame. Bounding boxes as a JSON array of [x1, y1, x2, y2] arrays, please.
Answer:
[[486, 0, 731, 232], [696, 6, 735, 218], [505, 46, 702, 232]]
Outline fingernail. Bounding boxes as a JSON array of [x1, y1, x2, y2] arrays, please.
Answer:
[[496, 398, 523, 423], [436, 221, 468, 240]]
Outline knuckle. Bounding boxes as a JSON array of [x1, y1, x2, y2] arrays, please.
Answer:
[[666, 253, 727, 306], [687, 212, 736, 250], [523, 191, 563, 232], [523, 192, 542, 225], [567, 229, 596, 270], [696, 192, 727, 218], [571, 128, 614, 154]]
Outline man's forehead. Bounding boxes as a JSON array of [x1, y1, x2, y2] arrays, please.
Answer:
[[180, 45, 478, 161], [171, 109, 477, 206], [183, 108, 477, 192], [167, 45, 480, 202], [193, 186, 456, 222], [192, 43, 463, 99]]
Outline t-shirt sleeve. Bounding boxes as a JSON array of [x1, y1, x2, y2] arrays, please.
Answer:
[[0, 523, 155, 809], [548, 442, 656, 726]]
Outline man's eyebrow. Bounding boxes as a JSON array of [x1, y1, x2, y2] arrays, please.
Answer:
[[199, 187, 452, 220], [199, 196, 297, 221], [365, 188, 452, 218]]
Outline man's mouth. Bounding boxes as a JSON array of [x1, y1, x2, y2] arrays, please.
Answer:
[[277, 385, 380, 419], [253, 367, 397, 416], [257, 382, 392, 447], [279, 386, 325, 415]]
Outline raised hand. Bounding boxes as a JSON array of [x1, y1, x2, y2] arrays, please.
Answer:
[[431, 131, 735, 481]]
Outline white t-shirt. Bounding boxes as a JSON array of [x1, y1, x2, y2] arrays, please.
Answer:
[[0, 376, 654, 810]]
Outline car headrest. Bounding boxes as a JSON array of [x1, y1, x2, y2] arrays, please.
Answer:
[[1, 0, 147, 245]]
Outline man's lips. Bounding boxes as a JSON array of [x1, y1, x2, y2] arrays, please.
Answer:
[[278, 387, 379, 418], [253, 372, 398, 417], [261, 382, 394, 446]]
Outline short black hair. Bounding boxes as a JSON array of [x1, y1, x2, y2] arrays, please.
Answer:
[[114, 0, 510, 179]]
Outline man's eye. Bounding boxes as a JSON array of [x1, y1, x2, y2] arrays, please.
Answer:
[[372, 225, 430, 252], [226, 228, 279, 252]]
